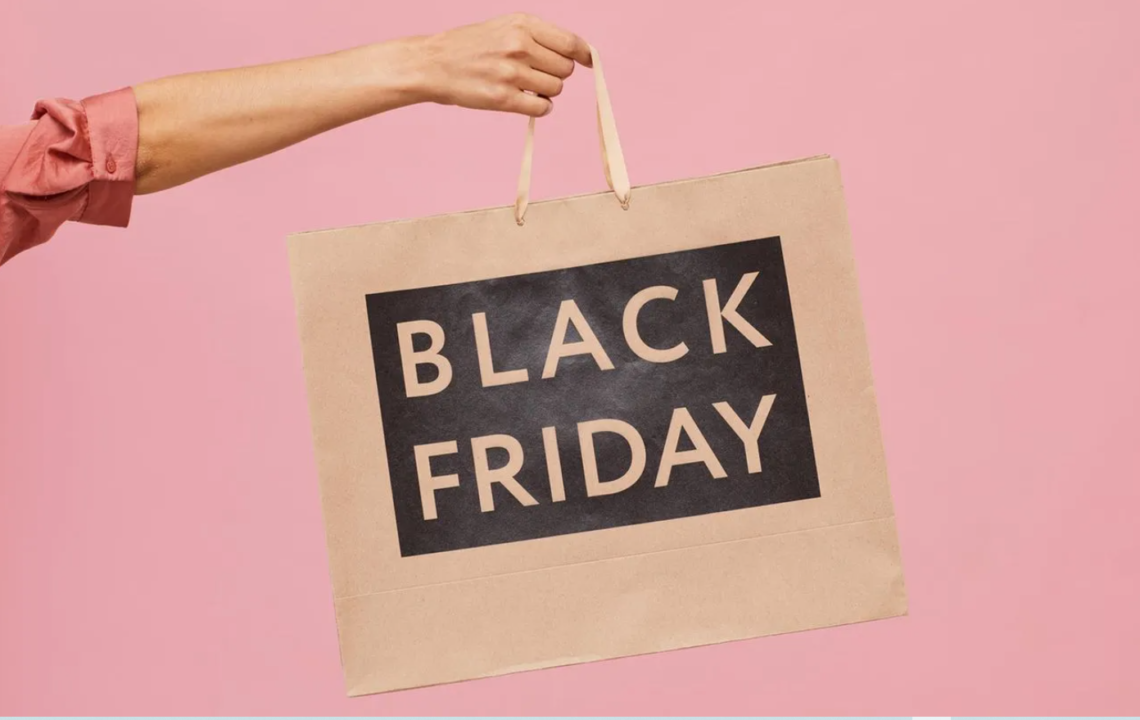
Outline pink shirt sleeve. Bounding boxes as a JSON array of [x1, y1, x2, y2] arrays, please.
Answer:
[[0, 87, 139, 267]]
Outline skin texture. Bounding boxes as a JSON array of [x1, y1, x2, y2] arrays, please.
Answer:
[[132, 13, 591, 195]]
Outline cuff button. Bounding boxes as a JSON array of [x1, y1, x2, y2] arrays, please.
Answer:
[[105, 157, 117, 174]]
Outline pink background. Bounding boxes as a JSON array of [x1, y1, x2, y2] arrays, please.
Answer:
[[2, 0, 1138, 715]]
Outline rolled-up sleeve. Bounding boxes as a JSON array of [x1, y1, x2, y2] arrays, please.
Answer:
[[0, 87, 139, 267]]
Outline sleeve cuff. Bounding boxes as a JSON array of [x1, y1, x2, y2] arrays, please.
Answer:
[[79, 87, 139, 228]]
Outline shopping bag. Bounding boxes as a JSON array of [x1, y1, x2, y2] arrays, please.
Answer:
[[287, 49, 906, 696]]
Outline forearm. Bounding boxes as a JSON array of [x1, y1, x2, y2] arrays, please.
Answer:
[[132, 39, 426, 194], [130, 13, 590, 195]]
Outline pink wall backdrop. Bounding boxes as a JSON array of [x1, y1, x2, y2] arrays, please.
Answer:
[[2, 0, 1138, 715]]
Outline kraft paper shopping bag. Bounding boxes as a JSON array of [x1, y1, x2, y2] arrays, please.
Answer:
[[287, 48, 906, 696]]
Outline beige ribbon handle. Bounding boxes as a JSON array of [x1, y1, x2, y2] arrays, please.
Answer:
[[515, 46, 631, 226]]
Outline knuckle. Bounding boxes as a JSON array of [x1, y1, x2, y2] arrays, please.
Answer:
[[502, 30, 529, 57], [498, 60, 521, 82], [486, 85, 513, 107]]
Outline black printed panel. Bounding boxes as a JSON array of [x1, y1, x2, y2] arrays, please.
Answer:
[[365, 236, 820, 556]]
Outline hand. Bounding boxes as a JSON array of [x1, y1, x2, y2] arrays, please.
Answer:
[[413, 13, 592, 117]]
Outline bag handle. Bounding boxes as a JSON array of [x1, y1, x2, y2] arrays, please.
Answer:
[[514, 45, 631, 225]]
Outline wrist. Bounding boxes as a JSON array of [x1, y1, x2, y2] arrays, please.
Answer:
[[354, 36, 439, 109]]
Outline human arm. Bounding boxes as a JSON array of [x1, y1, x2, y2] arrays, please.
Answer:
[[0, 13, 590, 266], [132, 13, 591, 193]]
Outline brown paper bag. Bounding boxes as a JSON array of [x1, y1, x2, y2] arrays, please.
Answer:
[[287, 50, 906, 697]]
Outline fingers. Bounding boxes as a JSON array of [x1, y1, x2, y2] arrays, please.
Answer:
[[524, 15, 592, 67], [517, 67, 564, 98], [527, 42, 576, 79], [475, 14, 588, 117], [506, 91, 554, 118]]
